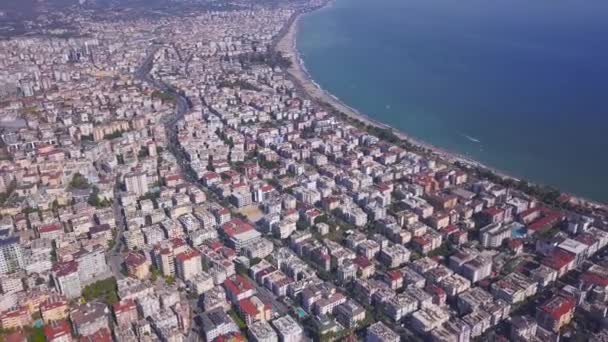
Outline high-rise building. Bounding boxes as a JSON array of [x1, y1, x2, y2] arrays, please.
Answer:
[[0, 237, 25, 275], [175, 249, 202, 282], [74, 246, 109, 284], [124, 172, 148, 196], [153, 244, 175, 277], [52, 261, 82, 299]]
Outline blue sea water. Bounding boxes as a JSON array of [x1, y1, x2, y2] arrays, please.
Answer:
[[297, 0, 608, 202]]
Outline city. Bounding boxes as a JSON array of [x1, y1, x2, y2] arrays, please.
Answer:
[[0, 0, 608, 342]]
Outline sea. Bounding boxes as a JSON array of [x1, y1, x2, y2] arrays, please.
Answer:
[[297, 0, 608, 203]]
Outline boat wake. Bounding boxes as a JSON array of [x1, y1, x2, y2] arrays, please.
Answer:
[[462, 134, 481, 143]]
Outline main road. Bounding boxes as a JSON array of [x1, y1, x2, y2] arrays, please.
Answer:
[[137, 45, 203, 341], [107, 45, 191, 281], [131, 44, 292, 326], [108, 181, 126, 279]]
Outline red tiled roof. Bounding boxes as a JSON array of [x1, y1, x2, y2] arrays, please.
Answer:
[[175, 249, 201, 262], [260, 185, 274, 192], [170, 238, 187, 249], [542, 249, 575, 271], [426, 283, 446, 297], [223, 275, 253, 296], [519, 207, 540, 220], [202, 172, 219, 180], [580, 272, 608, 287], [482, 207, 504, 217], [216, 208, 230, 215], [165, 174, 183, 182], [221, 219, 254, 238], [208, 240, 224, 251], [4, 331, 26, 342], [220, 247, 236, 258], [412, 236, 431, 246], [528, 213, 561, 232], [305, 209, 321, 218], [0, 307, 28, 319], [52, 260, 78, 277], [44, 320, 72, 340], [353, 256, 372, 268], [40, 294, 68, 312], [39, 224, 62, 234], [507, 239, 524, 249], [440, 224, 459, 236], [238, 298, 259, 316], [387, 270, 402, 281], [376, 183, 391, 192], [124, 252, 147, 267], [113, 299, 136, 315], [539, 295, 576, 320], [214, 332, 246, 342]]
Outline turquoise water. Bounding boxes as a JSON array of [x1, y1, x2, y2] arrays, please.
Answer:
[[512, 227, 527, 239], [296, 307, 308, 318], [298, 0, 608, 202]]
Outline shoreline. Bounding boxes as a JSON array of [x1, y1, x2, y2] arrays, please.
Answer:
[[276, 4, 494, 167], [275, 6, 506, 172], [275, 3, 606, 208]]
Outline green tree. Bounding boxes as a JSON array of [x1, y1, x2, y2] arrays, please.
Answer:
[[28, 326, 45, 342], [69, 173, 90, 190], [150, 266, 161, 282], [81, 277, 118, 305], [228, 310, 247, 330], [165, 275, 175, 285], [88, 187, 112, 208]]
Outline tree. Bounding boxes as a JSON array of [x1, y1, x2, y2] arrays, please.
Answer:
[[228, 310, 247, 330], [150, 266, 161, 282], [151, 90, 176, 103], [0, 180, 16, 205], [428, 242, 456, 258], [88, 187, 112, 208], [296, 219, 310, 231], [69, 173, 90, 190], [28, 327, 45, 342], [165, 275, 175, 286], [81, 277, 118, 305], [259, 159, 278, 169], [107, 230, 117, 250]]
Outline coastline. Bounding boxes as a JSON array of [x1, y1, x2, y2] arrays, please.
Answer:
[[275, 3, 605, 209], [275, 5, 500, 171]]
